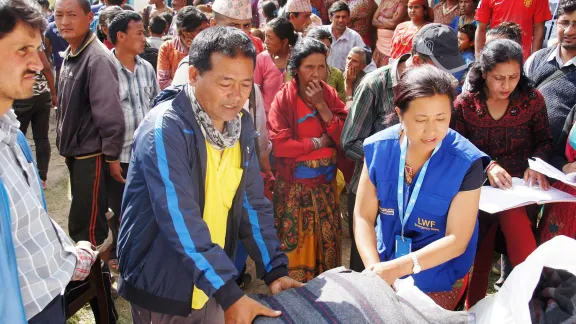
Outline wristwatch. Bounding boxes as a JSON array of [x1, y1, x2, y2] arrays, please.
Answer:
[[411, 253, 421, 274]]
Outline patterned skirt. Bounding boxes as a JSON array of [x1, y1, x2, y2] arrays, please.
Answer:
[[426, 273, 470, 310], [273, 157, 342, 283], [539, 182, 576, 243]]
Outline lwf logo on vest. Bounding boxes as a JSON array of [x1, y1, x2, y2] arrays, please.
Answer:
[[415, 218, 440, 232]]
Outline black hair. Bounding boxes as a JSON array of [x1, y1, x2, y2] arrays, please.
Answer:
[[306, 27, 332, 45], [99, 5, 123, 27], [67, 0, 91, 14], [263, 1, 277, 21], [121, 4, 134, 10], [0, 0, 47, 39], [329, 0, 350, 17], [393, 65, 456, 116], [189, 26, 256, 74], [176, 6, 208, 33], [149, 15, 166, 34], [486, 22, 522, 45], [37, 0, 49, 9], [468, 39, 532, 94], [159, 11, 173, 27], [284, 11, 299, 18], [349, 46, 372, 66], [107, 0, 124, 6], [108, 10, 141, 44], [288, 37, 328, 80], [267, 17, 298, 46], [458, 24, 476, 43], [559, 0, 576, 16]]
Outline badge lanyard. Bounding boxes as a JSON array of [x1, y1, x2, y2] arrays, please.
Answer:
[[397, 136, 442, 239]]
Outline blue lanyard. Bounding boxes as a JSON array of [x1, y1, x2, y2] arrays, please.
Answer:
[[397, 137, 442, 239]]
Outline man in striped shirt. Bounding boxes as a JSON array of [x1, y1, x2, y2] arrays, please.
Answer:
[[0, 0, 97, 322]]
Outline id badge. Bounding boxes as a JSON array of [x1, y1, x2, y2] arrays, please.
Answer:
[[395, 235, 412, 259]]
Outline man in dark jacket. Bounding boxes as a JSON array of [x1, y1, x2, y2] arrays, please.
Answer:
[[55, 0, 125, 247], [118, 26, 302, 324]]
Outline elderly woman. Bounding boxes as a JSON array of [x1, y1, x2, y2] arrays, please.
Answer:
[[267, 37, 348, 282], [451, 39, 553, 307], [354, 65, 489, 310], [372, 0, 408, 67], [157, 6, 208, 89]]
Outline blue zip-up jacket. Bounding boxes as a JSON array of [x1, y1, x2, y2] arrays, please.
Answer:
[[117, 87, 289, 316]]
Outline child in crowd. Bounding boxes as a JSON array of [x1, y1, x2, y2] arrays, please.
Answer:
[[450, 0, 477, 31], [148, 15, 167, 49], [251, 28, 266, 42], [454, 23, 476, 93]]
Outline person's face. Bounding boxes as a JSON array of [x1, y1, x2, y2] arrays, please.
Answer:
[[346, 52, 365, 71], [557, 11, 576, 51], [296, 52, 327, 86], [54, 0, 94, 42], [188, 53, 254, 129], [211, 15, 252, 35], [320, 38, 332, 57], [264, 27, 287, 55], [484, 60, 521, 100], [118, 20, 147, 55], [396, 94, 451, 150], [330, 10, 349, 32], [290, 12, 312, 32], [457, 31, 473, 52], [408, 4, 425, 21], [0, 23, 43, 114], [172, 0, 186, 10], [459, 0, 475, 16], [180, 21, 209, 48]]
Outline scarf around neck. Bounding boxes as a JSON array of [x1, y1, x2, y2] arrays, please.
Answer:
[[187, 85, 241, 150]]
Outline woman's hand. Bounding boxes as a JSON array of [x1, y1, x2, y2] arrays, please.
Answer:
[[562, 161, 576, 175], [318, 133, 334, 148], [524, 168, 550, 190], [487, 163, 513, 190], [305, 80, 326, 108], [366, 261, 400, 286]]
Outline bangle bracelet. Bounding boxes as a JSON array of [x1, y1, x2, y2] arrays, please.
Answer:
[[486, 161, 498, 172]]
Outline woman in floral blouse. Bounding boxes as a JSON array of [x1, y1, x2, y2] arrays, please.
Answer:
[[347, 0, 378, 49], [390, 0, 432, 59], [451, 40, 553, 308]]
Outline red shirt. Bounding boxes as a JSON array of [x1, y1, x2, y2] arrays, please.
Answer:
[[475, 0, 552, 59], [250, 34, 265, 54]]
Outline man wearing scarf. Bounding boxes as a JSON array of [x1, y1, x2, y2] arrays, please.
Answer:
[[118, 27, 302, 324]]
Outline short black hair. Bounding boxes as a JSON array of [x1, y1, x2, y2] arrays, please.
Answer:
[[458, 24, 476, 43], [559, 0, 576, 16], [284, 11, 299, 18], [107, 0, 123, 6], [68, 0, 91, 14], [37, 0, 49, 9], [263, 1, 277, 21], [288, 37, 328, 80], [176, 6, 208, 33], [306, 27, 332, 45], [108, 10, 141, 44], [189, 26, 256, 74], [149, 15, 167, 35], [486, 22, 522, 45], [0, 0, 47, 40], [468, 39, 532, 94], [99, 5, 123, 27], [267, 17, 298, 46], [329, 1, 350, 17], [121, 4, 134, 10], [159, 11, 173, 27]]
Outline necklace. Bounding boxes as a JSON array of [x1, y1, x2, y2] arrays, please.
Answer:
[[442, 1, 458, 15], [405, 164, 414, 185], [400, 23, 423, 46]]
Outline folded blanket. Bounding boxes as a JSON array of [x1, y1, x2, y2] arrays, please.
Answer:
[[252, 267, 470, 324], [529, 267, 576, 324]]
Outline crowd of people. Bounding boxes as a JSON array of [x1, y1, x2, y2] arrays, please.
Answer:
[[1, 0, 576, 322]]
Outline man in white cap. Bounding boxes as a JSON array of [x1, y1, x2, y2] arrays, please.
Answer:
[[283, 0, 312, 33], [211, 0, 265, 53]]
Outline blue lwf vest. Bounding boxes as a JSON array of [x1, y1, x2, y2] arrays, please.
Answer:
[[364, 125, 490, 293]]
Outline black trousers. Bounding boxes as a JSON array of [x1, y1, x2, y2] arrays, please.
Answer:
[[107, 162, 129, 259], [65, 155, 109, 246], [13, 91, 52, 181], [28, 263, 118, 324], [347, 192, 365, 272]]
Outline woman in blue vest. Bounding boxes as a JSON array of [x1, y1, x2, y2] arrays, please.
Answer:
[[354, 65, 490, 310]]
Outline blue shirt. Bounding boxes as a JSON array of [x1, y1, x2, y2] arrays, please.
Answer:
[[44, 22, 69, 70]]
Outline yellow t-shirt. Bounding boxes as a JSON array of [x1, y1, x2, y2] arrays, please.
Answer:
[[192, 141, 243, 310]]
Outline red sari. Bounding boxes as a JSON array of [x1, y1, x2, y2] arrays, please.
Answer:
[[267, 79, 347, 282], [539, 136, 576, 243]]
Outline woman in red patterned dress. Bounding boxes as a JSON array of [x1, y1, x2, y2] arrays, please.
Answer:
[[347, 0, 378, 49], [390, 0, 432, 59], [451, 39, 553, 308]]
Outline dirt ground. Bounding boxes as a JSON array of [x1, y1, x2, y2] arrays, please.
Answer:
[[37, 113, 495, 324]]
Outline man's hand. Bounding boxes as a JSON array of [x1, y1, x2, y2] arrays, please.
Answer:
[[345, 65, 358, 85], [72, 241, 97, 281], [269, 276, 304, 295], [51, 92, 58, 108], [108, 161, 126, 184], [224, 295, 281, 324]]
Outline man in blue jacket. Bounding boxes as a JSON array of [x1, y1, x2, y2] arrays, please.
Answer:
[[118, 26, 302, 323]]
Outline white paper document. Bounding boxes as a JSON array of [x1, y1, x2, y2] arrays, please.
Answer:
[[528, 157, 576, 187], [479, 178, 576, 214]]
